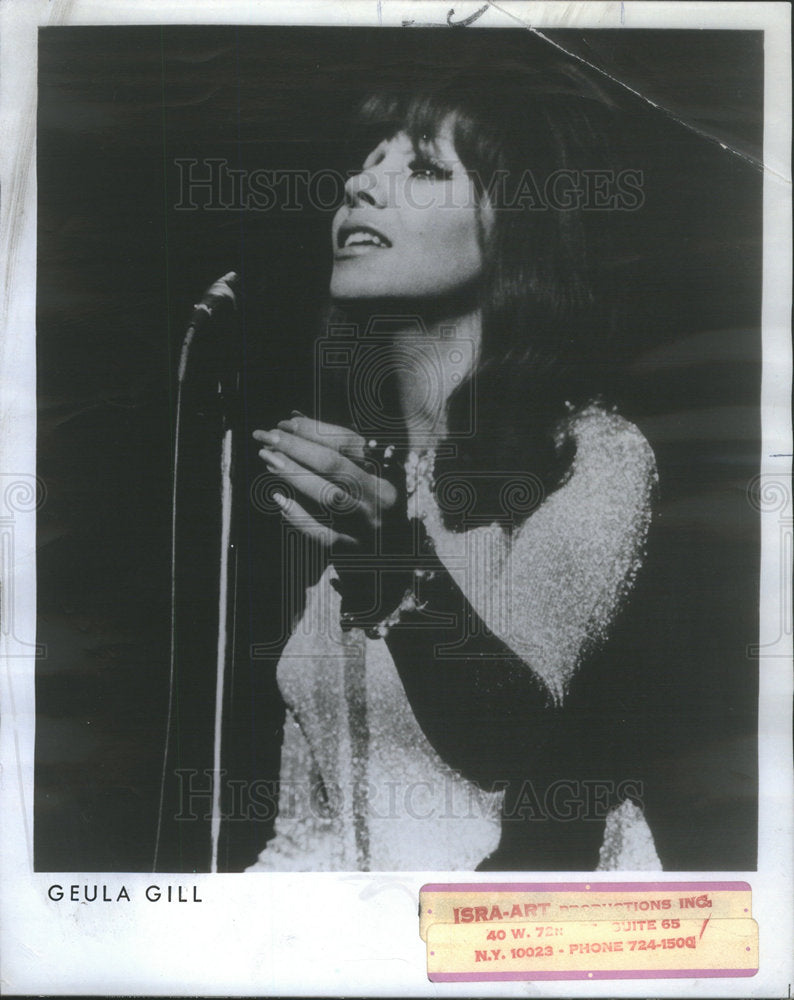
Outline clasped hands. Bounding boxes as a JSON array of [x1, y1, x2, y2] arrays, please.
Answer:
[[253, 414, 406, 555]]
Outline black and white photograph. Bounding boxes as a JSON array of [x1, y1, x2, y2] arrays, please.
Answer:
[[1, 1, 791, 995], [35, 19, 764, 875]]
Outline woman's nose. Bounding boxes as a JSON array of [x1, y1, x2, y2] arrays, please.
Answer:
[[344, 164, 388, 209]]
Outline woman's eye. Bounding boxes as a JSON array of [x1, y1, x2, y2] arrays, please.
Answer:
[[408, 158, 453, 180]]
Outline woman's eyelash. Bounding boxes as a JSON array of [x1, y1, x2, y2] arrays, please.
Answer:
[[408, 157, 453, 180]]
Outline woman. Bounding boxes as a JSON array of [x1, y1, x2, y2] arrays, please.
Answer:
[[247, 58, 660, 872]]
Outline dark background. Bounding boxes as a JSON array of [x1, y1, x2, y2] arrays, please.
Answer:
[[36, 26, 762, 871]]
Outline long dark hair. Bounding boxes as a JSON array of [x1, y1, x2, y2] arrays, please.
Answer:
[[336, 53, 637, 530]]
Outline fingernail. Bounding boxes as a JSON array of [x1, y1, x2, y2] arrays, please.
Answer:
[[290, 409, 306, 418], [255, 429, 280, 445], [272, 492, 289, 509], [277, 419, 297, 433], [259, 448, 285, 469]]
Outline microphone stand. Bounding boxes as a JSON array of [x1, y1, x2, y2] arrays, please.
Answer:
[[154, 272, 240, 873]]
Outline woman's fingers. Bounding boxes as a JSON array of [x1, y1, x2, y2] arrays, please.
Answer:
[[254, 427, 351, 477], [258, 445, 365, 519], [253, 426, 398, 511], [271, 491, 356, 549], [275, 415, 368, 461]]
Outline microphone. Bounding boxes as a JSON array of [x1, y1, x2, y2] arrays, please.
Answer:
[[178, 271, 239, 382]]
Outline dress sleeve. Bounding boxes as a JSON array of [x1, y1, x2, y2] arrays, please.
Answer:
[[412, 406, 658, 703]]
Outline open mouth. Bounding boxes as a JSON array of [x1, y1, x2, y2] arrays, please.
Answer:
[[336, 223, 392, 251]]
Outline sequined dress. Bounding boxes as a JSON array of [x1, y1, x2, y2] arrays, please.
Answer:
[[247, 404, 662, 872]]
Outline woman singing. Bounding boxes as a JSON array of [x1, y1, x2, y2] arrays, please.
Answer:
[[247, 59, 661, 872]]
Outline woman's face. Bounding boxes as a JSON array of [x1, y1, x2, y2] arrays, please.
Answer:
[[330, 124, 488, 302]]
